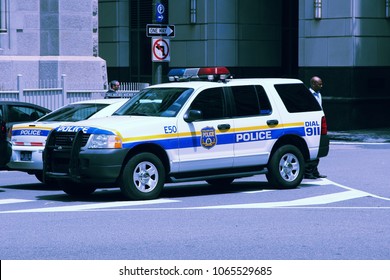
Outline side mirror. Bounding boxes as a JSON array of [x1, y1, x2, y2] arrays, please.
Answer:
[[184, 110, 202, 123]]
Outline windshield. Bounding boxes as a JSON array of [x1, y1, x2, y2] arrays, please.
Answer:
[[114, 87, 193, 117], [38, 103, 109, 122]]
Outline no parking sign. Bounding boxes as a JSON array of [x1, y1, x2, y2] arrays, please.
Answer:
[[152, 38, 170, 62]]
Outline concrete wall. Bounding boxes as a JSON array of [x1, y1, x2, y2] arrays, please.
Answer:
[[0, 0, 107, 90], [299, 0, 390, 130], [169, 0, 282, 68]]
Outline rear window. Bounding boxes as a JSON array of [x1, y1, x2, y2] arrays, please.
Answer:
[[274, 83, 322, 113], [39, 103, 108, 122]]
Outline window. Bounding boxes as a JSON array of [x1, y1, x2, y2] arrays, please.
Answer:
[[8, 105, 47, 122], [231, 85, 272, 117], [40, 104, 108, 122], [274, 83, 322, 113], [189, 88, 227, 120], [0, 0, 8, 33]]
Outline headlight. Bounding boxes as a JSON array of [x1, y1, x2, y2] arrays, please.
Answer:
[[88, 134, 122, 149]]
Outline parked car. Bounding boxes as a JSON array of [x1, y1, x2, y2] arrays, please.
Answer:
[[0, 101, 51, 170], [8, 98, 128, 182]]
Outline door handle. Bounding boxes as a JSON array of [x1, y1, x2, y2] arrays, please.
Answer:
[[218, 124, 231, 130], [267, 119, 279, 126]]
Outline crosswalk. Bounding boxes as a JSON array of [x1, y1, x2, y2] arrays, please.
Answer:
[[1, 179, 390, 214]]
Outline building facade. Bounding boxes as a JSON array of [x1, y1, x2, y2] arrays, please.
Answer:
[[0, 0, 107, 90], [1, 0, 389, 129]]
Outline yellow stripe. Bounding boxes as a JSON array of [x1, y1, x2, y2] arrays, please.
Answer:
[[13, 125, 53, 131], [121, 122, 304, 142]]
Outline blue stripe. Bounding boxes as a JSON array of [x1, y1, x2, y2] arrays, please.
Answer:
[[121, 127, 306, 150], [12, 129, 51, 137]]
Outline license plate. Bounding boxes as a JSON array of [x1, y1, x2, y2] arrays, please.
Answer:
[[20, 151, 32, 161]]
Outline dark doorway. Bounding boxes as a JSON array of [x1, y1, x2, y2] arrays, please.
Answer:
[[281, 0, 299, 78]]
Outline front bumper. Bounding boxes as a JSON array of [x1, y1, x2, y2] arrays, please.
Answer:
[[45, 148, 128, 185]]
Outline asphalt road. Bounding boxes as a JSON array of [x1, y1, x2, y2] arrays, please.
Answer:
[[0, 142, 389, 260]]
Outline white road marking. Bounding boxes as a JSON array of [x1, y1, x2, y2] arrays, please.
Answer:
[[0, 199, 32, 205], [1, 179, 389, 213], [0, 199, 179, 214], [191, 190, 369, 209]]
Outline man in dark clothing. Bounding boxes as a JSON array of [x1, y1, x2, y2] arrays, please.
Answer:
[[305, 76, 327, 179], [104, 80, 120, 98]]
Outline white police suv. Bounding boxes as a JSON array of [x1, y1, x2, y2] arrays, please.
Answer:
[[43, 67, 329, 199], [8, 98, 128, 182]]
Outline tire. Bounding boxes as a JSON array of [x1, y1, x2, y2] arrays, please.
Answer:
[[34, 172, 44, 183], [120, 152, 165, 200], [206, 178, 234, 186], [266, 145, 304, 189], [36, 172, 57, 186], [62, 183, 96, 197]]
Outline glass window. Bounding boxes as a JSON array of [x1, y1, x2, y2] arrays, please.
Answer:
[[39, 103, 108, 122], [274, 83, 322, 113], [189, 88, 227, 120], [231, 85, 272, 117], [8, 105, 47, 122], [115, 87, 193, 117], [0, 0, 8, 33]]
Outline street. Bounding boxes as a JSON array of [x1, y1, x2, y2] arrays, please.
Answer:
[[0, 142, 389, 260]]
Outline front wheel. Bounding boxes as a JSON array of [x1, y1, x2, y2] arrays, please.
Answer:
[[266, 145, 304, 189], [120, 153, 165, 200]]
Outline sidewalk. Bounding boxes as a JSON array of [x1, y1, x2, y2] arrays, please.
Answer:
[[328, 128, 390, 143]]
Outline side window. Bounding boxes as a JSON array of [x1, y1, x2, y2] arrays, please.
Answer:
[[231, 86, 259, 117], [256, 85, 272, 115], [231, 85, 272, 117], [8, 105, 47, 122], [274, 83, 322, 113], [189, 88, 226, 120], [0, 0, 8, 33]]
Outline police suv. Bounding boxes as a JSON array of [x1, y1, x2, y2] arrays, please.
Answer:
[[43, 67, 329, 200]]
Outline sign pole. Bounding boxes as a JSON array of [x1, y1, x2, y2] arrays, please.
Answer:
[[152, 0, 168, 85]]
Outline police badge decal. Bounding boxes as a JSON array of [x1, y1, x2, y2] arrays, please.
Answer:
[[200, 127, 217, 149]]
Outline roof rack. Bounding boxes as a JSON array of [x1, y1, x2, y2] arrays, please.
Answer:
[[168, 67, 231, 82]]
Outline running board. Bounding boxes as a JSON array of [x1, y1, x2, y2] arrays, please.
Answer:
[[168, 169, 268, 183]]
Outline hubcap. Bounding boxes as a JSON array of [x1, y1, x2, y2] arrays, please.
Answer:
[[279, 153, 300, 182], [133, 161, 158, 193]]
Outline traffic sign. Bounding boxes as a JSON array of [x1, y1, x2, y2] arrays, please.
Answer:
[[146, 24, 175, 37], [152, 38, 170, 62], [155, 2, 166, 23]]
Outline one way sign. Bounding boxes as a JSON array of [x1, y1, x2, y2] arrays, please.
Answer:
[[146, 24, 175, 37]]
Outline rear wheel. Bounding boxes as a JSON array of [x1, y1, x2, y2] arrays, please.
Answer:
[[119, 152, 165, 200], [266, 145, 304, 189]]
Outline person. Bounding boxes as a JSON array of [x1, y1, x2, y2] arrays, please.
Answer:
[[305, 76, 327, 179], [104, 80, 120, 98]]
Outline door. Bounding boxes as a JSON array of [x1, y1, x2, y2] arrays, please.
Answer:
[[177, 87, 234, 172], [229, 85, 278, 167]]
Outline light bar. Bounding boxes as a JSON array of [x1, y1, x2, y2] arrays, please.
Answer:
[[168, 67, 231, 82]]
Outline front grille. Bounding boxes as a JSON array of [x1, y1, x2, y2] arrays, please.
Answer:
[[53, 132, 91, 147]]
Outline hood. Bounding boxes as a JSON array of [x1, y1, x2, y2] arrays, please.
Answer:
[[54, 116, 177, 136]]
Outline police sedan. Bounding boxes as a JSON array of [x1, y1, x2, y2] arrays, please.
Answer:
[[7, 98, 128, 182]]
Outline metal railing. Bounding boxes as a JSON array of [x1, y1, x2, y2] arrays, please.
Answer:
[[0, 74, 149, 110]]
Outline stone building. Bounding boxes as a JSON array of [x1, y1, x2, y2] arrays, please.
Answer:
[[2, 0, 390, 129], [0, 0, 107, 90]]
